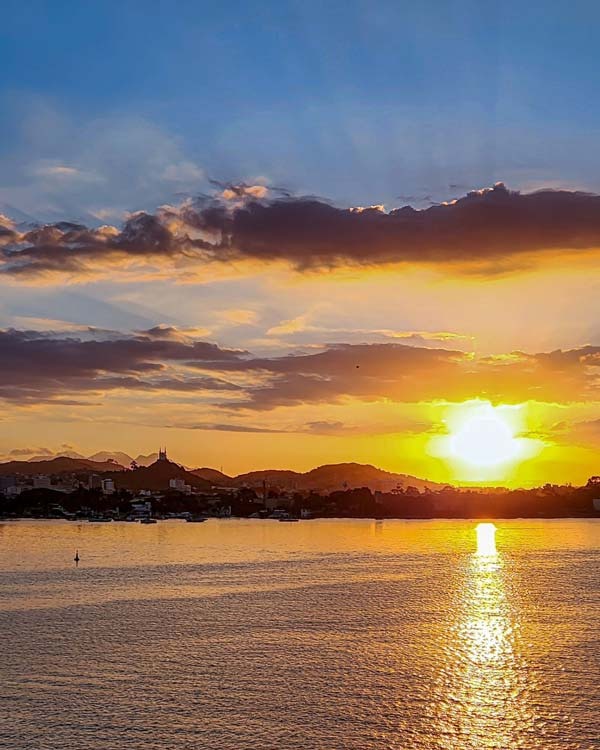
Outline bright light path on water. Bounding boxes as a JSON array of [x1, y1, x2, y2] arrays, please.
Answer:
[[476, 522, 497, 556]]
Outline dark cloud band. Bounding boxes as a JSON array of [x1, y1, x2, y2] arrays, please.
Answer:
[[3, 183, 600, 277], [1, 328, 599, 409]]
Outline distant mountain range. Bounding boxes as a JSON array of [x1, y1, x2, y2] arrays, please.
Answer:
[[88, 451, 158, 467], [12, 450, 158, 466], [0, 454, 444, 493], [0, 456, 127, 476]]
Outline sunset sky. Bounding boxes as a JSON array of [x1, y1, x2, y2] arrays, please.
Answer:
[[2, 1, 600, 486]]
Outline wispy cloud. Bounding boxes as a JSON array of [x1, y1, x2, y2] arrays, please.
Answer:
[[0, 99, 207, 225]]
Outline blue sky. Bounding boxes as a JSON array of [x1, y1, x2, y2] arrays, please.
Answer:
[[2, 0, 600, 220]]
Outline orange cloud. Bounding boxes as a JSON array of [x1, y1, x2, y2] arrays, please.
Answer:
[[3, 328, 600, 422]]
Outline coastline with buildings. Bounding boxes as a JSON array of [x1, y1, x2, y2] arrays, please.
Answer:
[[2, 447, 600, 522]]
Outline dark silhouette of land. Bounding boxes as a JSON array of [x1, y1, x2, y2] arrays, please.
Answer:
[[1, 454, 599, 520], [0, 455, 443, 492]]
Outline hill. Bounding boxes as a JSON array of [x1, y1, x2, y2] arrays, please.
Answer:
[[0, 456, 126, 476], [300, 463, 443, 493], [107, 459, 211, 492], [230, 469, 302, 486], [190, 462, 444, 493], [28, 449, 86, 462], [190, 467, 233, 484], [1, 455, 445, 494]]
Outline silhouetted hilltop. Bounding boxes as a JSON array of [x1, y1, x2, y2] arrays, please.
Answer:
[[300, 463, 443, 492], [107, 459, 211, 491], [190, 462, 444, 492], [0, 456, 126, 476], [191, 467, 233, 484], [28, 449, 86, 462], [233, 469, 302, 486], [0, 455, 457, 493]]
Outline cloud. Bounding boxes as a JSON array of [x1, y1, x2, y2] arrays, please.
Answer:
[[304, 420, 346, 434], [32, 165, 82, 178], [219, 183, 269, 201], [134, 324, 213, 341], [0, 328, 245, 403], [0, 218, 18, 247], [175, 183, 600, 272], [215, 308, 259, 326], [2, 329, 600, 418], [551, 416, 600, 449], [4, 184, 600, 279], [200, 343, 600, 411], [168, 422, 286, 433], [8, 446, 52, 457], [265, 314, 474, 349]]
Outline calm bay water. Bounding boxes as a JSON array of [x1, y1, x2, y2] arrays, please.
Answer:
[[0, 519, 598, 749]]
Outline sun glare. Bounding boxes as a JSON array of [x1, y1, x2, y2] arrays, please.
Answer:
[[450, 411, 519, 468], [429, 399, 544, 484], [476, 522, 497, 556]]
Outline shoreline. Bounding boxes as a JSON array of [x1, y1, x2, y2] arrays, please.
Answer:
[[3, 514, 599, 522]]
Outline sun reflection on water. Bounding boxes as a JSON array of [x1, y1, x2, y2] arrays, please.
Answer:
[[433, 524, 534, 749], [476, 522, 497, 556]]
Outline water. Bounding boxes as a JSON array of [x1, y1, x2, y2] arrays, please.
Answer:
[[0, 519, 598, 749]]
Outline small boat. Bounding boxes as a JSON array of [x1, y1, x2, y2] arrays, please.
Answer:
[[186, 516, 207, 523], [88, 517, 112, 522], [140, 517, 157, 524], [74, 550, 80, 564], [279, 517, 299, 522]]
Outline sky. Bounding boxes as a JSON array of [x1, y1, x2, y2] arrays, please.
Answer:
[[2, 1, 600, 486]]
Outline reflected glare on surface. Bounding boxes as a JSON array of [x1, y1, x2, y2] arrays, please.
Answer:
[[434, 522, 534, 749], [0, 521, 598, 748], [476, 522, 497, 556]]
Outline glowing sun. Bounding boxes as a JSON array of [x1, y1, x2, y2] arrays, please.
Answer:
[[429, 399, 543, 483], [449, 411, 519, 468]]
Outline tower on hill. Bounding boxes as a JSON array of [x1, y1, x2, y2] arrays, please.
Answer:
[[158, 447, 168, 462]]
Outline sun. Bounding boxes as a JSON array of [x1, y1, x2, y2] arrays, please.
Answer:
[[428, 399, 544, 483], [450, 411, 519, 468]]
